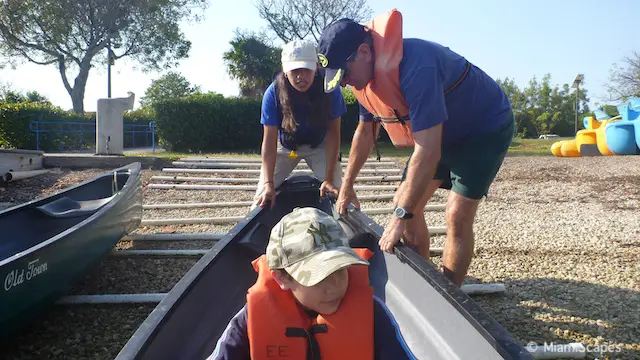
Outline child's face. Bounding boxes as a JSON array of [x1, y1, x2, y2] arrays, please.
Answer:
[[273, 267, 350, 315]]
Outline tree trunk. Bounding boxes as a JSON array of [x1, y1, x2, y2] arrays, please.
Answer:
[[69, 60, 92, 114], [71, 88, 84, 114]]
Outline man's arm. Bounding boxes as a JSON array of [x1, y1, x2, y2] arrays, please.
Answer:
[[395, 125, 441, 212], [343, 118, 377, 187], [395, 65, 447, 213], [324, 87, 347, 184]]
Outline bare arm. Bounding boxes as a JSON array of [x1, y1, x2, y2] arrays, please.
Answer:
[[260, 125, 278, 185], [324, 117, 341, 182], [343, 120, 378, 187], [395, 123, 442, 212]]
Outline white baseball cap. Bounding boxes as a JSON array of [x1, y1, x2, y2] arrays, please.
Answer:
[[281, 39, 318, 73]]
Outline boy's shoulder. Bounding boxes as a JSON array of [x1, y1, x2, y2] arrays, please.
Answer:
[[207, 305, 250, 360]]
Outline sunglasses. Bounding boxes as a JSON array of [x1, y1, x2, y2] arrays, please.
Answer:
[[342, 50, 358, 80]]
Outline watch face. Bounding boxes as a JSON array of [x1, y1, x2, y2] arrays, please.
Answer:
[[394, 207, 405, 218]]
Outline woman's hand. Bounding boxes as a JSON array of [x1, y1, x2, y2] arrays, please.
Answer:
[[256, 182, 276, 208], [320, 181, 339, 199]]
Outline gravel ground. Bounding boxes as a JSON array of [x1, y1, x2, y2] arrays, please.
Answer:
[[2, 156, 639, 360], [0, 168, 105, 211]]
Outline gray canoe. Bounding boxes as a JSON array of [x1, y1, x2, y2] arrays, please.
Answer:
[[115, 175, 532, 360], [0, 162, 143, 338]]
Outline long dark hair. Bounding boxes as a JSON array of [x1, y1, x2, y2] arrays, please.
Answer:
[[276, 71, 332, 133]]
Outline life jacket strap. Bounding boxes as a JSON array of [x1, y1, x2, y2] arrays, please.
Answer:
[[444, 60, 471, 95], [285, 324, 328, 360], [368, 61, 471, 158]]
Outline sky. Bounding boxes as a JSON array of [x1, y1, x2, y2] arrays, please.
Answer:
[[0, 0, 638, 112]]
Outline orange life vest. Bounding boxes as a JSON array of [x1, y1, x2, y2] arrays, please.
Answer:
[[246, 248, 375, 360], [352, 9, 471, 153], [351, 9, 414, 149]]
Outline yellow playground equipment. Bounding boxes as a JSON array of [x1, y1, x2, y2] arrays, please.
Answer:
[[551, 110, 621, 157]]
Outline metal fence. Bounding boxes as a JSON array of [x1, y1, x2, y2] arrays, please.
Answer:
[[29, 121, 156, 152]]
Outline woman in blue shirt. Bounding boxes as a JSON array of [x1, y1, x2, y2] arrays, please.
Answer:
[[253, 39, 347, 209]]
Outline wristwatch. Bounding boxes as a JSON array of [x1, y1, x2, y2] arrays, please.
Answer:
[[393, 206, 414, 220]]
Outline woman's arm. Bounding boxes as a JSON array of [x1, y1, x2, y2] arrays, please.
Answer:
[[261, 124, 279, 186], [324, 116, 341, 184]]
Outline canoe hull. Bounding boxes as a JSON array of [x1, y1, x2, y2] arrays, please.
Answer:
[[115, 175, 532, 360], [0, 162, 143, 338]]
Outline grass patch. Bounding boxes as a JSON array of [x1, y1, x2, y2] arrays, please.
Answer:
[[507, 138, 570, 157], [125, 138, 568, 160], [124, 149, 262, 161]]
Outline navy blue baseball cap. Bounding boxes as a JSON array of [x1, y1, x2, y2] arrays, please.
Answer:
[[317, 18, 368, 93]]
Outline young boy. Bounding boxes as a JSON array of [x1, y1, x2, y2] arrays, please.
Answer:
[[207, 207, 416, 360]]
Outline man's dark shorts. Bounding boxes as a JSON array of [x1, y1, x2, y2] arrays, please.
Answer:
[[402, 112, 515, 200]]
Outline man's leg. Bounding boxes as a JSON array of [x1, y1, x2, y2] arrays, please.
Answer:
[[442, 192, 480, 287], [441, 114, 514, 286]]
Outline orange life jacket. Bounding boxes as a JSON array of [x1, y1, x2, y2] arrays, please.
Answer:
[[246, 248, 375, 360], [351, 9, 413, 150], [352, 9, 470, 155]]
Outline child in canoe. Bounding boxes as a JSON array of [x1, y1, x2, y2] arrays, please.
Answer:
[[207, 207, 416, 360]]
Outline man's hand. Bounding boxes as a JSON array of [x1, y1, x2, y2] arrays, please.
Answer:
[[379, 216, 407, 253], [256, 182, 276, 208], [319, 181, 339, 198], [336, 185, 360, 216]]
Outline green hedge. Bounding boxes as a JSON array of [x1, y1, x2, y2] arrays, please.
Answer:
[[153, 91, 389, 153], [0, 103, 155, 151], [153, 93, 264, 152], [0, 92, 390, 153]]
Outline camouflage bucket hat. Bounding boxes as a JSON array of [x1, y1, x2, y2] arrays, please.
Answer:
[[266, 207, 369, 287]]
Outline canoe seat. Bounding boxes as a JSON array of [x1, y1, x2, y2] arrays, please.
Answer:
[[36, 195, 115, 218]]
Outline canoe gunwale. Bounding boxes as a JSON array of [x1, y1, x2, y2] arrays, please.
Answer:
[[114, 178, 324, 360], [115, 175, 532, 360], [0, 162, 142, 266], [341, 208, 533, 360]]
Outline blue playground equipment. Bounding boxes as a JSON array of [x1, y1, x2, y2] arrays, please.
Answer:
[[605, 97, 640, 155]]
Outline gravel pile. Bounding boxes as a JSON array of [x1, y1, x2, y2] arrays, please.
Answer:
[[2, 156, 639, 360]]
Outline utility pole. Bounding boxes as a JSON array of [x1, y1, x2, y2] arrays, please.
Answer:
[[107, 39, 114, 98], [571, 74, 584, 135]]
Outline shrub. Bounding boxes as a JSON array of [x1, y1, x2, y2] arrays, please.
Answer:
[[0, 103, 157, 151], [152, 89, 392, 153], [0, 102, 94, 151], [153, 93, 263, 152]]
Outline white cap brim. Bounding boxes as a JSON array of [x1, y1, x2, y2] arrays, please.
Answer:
[[282, 60, 317, 73]]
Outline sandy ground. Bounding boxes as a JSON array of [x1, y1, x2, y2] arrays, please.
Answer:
[[1, 155, 639, 360]]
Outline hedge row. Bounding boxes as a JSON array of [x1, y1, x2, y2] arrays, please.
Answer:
[[153, 92, 390, 153], [1, 93, 390, 153], [0, 102, 154, 151]]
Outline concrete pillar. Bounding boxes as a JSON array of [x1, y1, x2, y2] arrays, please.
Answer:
[[96, 92, 135, 155]]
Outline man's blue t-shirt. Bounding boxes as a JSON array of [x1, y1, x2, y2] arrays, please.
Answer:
[[360, 38, 512, 145], [261, 80, 347, 147]]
